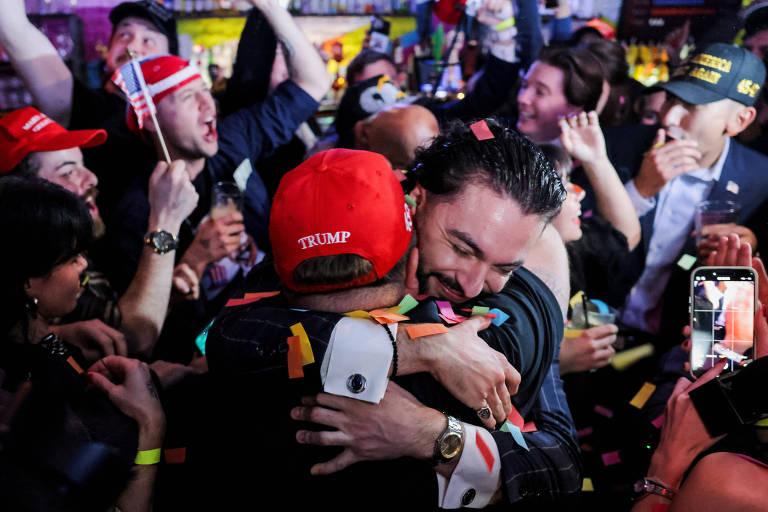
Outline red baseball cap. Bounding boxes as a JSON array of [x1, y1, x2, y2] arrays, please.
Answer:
[[270, 149, 413, 293], [0, 107, 107, 174]]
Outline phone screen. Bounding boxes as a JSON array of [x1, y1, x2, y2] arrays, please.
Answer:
[[691, 267, 756, 375]]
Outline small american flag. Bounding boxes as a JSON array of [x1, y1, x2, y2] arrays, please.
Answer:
[[111, 59, 156, 130]]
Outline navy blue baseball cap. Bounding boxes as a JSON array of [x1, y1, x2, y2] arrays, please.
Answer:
[[110, 0, 178, 56], [658, 43, 766, 107]]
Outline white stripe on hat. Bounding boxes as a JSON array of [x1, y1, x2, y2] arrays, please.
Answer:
[[147, 64, 201, 99]]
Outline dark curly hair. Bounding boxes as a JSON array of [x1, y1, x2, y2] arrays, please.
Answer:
[[408, 118, 566, 223]]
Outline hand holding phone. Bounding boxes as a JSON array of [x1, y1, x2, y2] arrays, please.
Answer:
[[690, 266, 757, 377]]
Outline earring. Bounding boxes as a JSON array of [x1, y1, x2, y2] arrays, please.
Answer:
[[25, 296, 39, 317]]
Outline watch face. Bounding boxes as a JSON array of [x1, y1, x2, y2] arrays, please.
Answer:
[[151, 231, 176, 252], [440, 433, 462, 459]]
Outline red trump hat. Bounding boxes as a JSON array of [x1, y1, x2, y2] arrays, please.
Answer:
[[270, 149, 413, 293], [0, 106, 106, 173]]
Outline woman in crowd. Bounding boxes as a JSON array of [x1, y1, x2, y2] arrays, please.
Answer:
[[0, 176, 165, 512]]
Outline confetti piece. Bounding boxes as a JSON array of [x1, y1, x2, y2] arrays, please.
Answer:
[[651, 414, 665, 429], [470, 120, 495, 141], [439, 314, 465, 325], [581, 443, 593, 452], [677, 254, 697, 271], [243, 291, 280, 301], [564, 327, 585, 339], [494, 17, 516, 31], [630, 382, 657, 409], [471, 306, 490, 316], [405, 323, 449, 339], [755, 418, 768, 427], [522, 422, 537, 433], [475, 431, 495, 472], [66, 356, 84, 374], [601, 450, 621, 466], [290, 323, 315, 366], [437, 301, 464, 324], [582, 478, 594, 492], [397, 294, 419, 315], [577, 426, 594, 438], [287, 336, 304, 379], [507, 405, 524, 429], [164, 447, 187, 464], [344, 310, 372, 319], [489, 308, 510, 326], [195, 318, 215, 355], [225, 291, 280, 307], [611, 343, 655, 371], [500, 421, 529, 451], [594, 405, 614, 418], [404, 194, 416, 207], [369, 309, 409, 324], [726, 180, 739, 195]]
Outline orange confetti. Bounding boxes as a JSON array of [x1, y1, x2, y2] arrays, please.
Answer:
[[405, 323, 450, 340], [244, 291, 280, 300], [66, 356, 84, 374], [226, 291, 280, 307], [287, 336, 304, 379], [369, 309, 410, 324]]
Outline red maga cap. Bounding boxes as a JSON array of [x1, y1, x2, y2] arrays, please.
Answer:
[[270, 149, 413, 293], [0, 107, 106, 174]]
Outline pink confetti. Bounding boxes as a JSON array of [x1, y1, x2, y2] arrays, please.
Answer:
[[436, 301, 467, 325], [601, 450, 621, 466], [594, 405, 614, 418], [470, 120, 495, 141], [577, 427, 594, 438], [651, 414, 665, 429]]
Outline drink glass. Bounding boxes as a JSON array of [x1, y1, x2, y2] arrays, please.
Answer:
[[695, 200, 740, 245], [211, 181, 242, 220]]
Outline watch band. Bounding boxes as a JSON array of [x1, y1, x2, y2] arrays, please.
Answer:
[[634, 478, 676, 500]]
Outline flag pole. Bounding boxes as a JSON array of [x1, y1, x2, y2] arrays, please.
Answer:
[[127, 50, 172, 164]]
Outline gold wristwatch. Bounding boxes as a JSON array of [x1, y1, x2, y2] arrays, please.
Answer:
[[433, 415, 464, 465]]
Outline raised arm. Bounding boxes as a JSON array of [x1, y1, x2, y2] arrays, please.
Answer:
[[560, 111, 642, 250], [0, 0, 74, 125], [118, 161, 199, 357], [249, 0, 331, 101]]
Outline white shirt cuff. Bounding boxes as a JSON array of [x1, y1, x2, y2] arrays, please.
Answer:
[[436, 424, 501, 509], [625, 179, 656, 217], [320, 317, 393, 404]]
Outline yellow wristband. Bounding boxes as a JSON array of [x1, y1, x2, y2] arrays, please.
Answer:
[[135, 448, 162, 465]]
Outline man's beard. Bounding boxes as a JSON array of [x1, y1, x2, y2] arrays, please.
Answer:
[[416, 254, 466, 299], [84, 188, 106, 239], [92, 215, 106, 239]]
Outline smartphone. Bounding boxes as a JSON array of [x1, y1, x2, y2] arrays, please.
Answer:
[[690, 266, 757, 377]]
